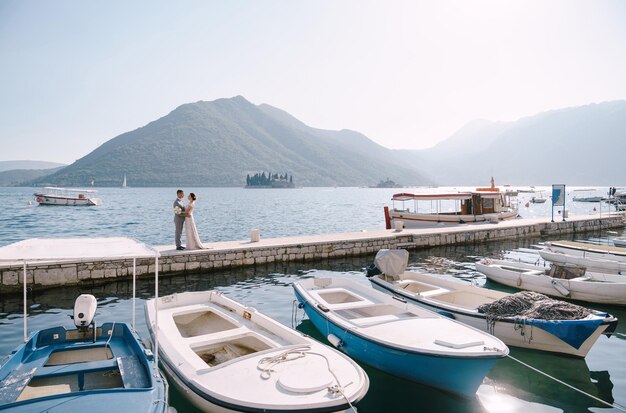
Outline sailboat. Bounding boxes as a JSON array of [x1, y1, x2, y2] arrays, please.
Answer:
[[122, 174, 127, 188]]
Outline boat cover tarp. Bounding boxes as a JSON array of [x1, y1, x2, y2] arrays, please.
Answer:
[[477, 291, 604, 349], [0, 237, 159, 262], [374, 249, 409, 279]]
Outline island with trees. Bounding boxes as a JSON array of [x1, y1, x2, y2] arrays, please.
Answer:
[[245, 172, 295, 188]]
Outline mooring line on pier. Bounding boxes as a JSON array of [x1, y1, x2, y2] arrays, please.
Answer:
[[485, 346, 626, 412]]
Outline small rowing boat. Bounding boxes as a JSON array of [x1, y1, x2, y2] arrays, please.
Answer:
[[293, 277, 508, 398], [145, 291, 369, 413], [476, 259, 626, 306], [367, 256, 616, 357]]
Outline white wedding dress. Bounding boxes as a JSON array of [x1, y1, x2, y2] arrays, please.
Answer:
[[185, 201, 205, 249]]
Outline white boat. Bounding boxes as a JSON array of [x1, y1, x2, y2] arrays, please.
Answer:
[[614, 237, 626, 248], [538, 241, 626, 274], [476, 259, 626, 306], [573, 196, 603, 202], [530, 191, 548, 203], [539, 248, 626, 274], [293, 277, 508, 398], [34, 187, 102, 206], [122, 175, 127, 188], [384, 183, 518, 229], [145, 291, 369, 413], [368, 268, 617, 358]]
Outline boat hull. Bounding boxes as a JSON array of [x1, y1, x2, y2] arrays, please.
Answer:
[[476, 260, 626, 306], [34, 194, 99, 206], [294, 288, 500, 398], [369, 276, 612, 357], [389, 209, 518, 228], [0, 323, 167, 413]]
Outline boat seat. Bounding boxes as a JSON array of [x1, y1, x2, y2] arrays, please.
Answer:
[[118, 356, 150, 388], [310, 288, 374, 311], [33, 358, 118, 378], [0, 367, 37, 404]]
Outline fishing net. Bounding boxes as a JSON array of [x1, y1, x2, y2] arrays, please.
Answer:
[[477, 291, 591, 320]]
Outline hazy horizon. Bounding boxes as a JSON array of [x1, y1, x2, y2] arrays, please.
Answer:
[[2, 0, 626, 164]]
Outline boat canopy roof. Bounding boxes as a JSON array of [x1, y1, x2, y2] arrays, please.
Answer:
[[392, 191, 504, 201], [42, 186, 97, 193], [0, 237, 159, 262]]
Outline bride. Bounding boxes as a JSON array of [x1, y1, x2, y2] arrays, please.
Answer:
[[184, 192, 206, 249]]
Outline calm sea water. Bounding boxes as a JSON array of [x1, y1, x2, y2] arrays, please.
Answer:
[[1, 186, 624, 412]]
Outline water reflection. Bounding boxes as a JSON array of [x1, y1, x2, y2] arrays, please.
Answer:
[[483, 349, 614, 412]]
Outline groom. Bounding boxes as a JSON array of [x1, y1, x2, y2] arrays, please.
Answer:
[[173, 189, 186, 250]]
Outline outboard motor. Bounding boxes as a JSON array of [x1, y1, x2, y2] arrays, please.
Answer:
[[73, 294, 97, 341], [371, 249, 409, 280]]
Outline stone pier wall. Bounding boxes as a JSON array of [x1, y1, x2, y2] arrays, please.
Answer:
[[1, 214, 623, 294]]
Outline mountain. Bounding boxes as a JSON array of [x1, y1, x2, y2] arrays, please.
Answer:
[[0, 160, 65, 172], [395, 100, 626, 186], [30, 96, 431, 187], [0, 167, 65, 187]]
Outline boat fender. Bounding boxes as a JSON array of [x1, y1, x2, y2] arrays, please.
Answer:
[[327, 334, 344, 348], [551, 279, 570, 296], [36, 197, 43, 203], [517, 276, 522, 287], [437, 311, 455, 320]]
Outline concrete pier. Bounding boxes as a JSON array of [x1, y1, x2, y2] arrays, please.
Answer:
[[1, 213, 623, 294]]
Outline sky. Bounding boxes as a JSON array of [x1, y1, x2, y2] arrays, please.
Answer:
[[1, 0, 626, 164]]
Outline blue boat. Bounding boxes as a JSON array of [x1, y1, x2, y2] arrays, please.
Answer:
[[293, 277, 508, 398], [0, 237, 169, 413], [0, 320, 167, 412]]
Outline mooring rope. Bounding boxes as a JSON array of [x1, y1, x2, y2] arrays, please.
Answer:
[[484, 346, 626, 412], [256, 345, 356, 412]]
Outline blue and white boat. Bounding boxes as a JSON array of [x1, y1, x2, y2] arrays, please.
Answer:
[[293, 277, 508, 398], [0, 237, 169, 413], [369, 268, 617, 358]]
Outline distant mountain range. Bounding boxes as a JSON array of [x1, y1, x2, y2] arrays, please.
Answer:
[[7, 98, 626, 187], [0, 160, 65, 172], [0, 166, 65, 187], [394, 100, 626, 186], [28, 96, 430, 187]]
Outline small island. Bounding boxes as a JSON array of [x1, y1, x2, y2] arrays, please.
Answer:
[[245, 172, 295, 188], [371, 178, 402, 188]]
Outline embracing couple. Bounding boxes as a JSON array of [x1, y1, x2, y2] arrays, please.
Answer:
[[173, 189, 207, 250]]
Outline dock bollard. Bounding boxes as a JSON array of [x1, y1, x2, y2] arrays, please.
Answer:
[[250, 229, 261, 242]]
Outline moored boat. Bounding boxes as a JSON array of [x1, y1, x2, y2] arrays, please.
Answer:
[[0, 238, 168, 413], [145, 290, 369, 413], [293, 277, 508, 398], [366, 251, 616, 357], [384, 180, 518, 229], [34, 187, 102, 206], [476, 258, 626, 306], [614, 237, 626, 248]]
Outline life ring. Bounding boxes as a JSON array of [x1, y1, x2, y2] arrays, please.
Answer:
[[36, 197, 43, 203]]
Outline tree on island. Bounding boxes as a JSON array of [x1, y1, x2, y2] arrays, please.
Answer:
[[245, 171, 295, 188]]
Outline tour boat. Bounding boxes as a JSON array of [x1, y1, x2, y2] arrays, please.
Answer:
[[367, 264, 616, 358], [145, 290, 369, 413], [614, 237, 626, 248], [293, 277, 508, 398], [384, 182, 518, 229], [0, 238, 168, 413], [476, 258, 626, 306], [33, 187, 102, 206]]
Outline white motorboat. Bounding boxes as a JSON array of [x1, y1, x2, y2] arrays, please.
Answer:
[[34, 187, 102, 206], [145, 291, 369, 413], [476, 259, 626, 306], [293, 277, 507, 398], [384, 182, 518, 229], [368, 268, 617, 358]]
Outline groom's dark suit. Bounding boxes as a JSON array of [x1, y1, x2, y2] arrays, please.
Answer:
[[173, 198, 186, 249]]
